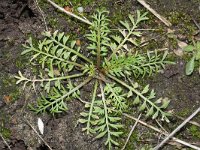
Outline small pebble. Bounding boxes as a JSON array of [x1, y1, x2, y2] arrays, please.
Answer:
[[77, 7, 84, 13]]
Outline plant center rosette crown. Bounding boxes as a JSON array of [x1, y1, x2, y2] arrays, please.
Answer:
[[15, 10, 172, 149]]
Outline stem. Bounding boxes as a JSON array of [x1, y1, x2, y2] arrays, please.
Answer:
[[39, 76, 93, 112], [86, 80, 98, 134], [99, 81, 111, 149], [97, 17, 101, 68], [46, 0, 92, 25], [51, 37, 93, 64], [27, 73, 85, 82], [107, 74, 162, 113], [32, 47, 84, 68]]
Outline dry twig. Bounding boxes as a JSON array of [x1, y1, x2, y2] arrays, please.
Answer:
[[123, 113, 200, 150], [34, 0, 48, 31], [137, 0, 172, 27], [0, 133, 11, 150], [174, 114, 200, 128], [154, 107, 200, 150], [23, 117, 53, 150], [121, 114, 141, 150], [192, 17, 200, 31], [46, 0, 92, 25]]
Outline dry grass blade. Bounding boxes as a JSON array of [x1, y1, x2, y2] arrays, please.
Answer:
[[123, 113, 200, 150], [154, 107, 200, 150], [0, 133, 12, 150], [34, 0, 48, 31], [121, 114, 141, 150], [46, 0, 92, 25], [137, 0, 172, 27], [23, 117, 53, 150], [174, 114, 200, 128]]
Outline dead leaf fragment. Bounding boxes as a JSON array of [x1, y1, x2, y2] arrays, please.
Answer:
[[38, 118, 44, 135], [76, 39, 81, 46], [174, 48, 183, 57], [64, 6, 73, 12], [53, 69, 61, 76], [174, 40, 188, 57], [178, 41, 188, 49], [11, 117, 17, 124], [3, 95, 12, 104]]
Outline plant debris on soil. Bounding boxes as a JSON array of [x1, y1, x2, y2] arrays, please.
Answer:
[[0, 0, 200, 150]]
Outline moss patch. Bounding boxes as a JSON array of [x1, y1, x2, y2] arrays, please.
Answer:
[[188, 125, 200, 139], [0, 113, 11, 139], [0, 74, 20, 103]]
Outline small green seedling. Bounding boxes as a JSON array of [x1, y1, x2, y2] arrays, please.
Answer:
[[183, 41, 200, 75], [15, 10, 172, 149]]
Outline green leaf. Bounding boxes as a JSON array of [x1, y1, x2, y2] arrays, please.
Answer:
[[183, 45, 194, 52], [120, 21, 130, 31], [55, 80, 61, 89], [133, 96, 140, 105], [53, 30, 58, 38], [109, 123, 123, 129], [71, 55, 77, 61], [132, 32, 141, 37], [95, 130, 107, 139], [185, 56, 195, 75], [133, 82, 139, 89], [58, 32, 64, 41], [162, 51, 168, 61], [152, 110, 159, 119], [128, 38, 138, 46], [44, 40, 52, 45], [63, 52, 70, 59], [160, 98, 170, 109], [57, 48, 64, 57], [30, 53, 40, 62], [21, 49, 32, 55], [108, 117, 121, 122], [111, 35, 122, 44], [148, 90, 155, 99], [142, 85, 149, 94], [43, 31, 51, 37], [41, 56, 48, 68], [128, 15, 135, 26], [71, 40, 76, 48], [62, 35, 70, 45], [196, 41, 200, 49], [155, 98, 162, 104], [110, 131, 123, 137], [146, 106, 154, 117], [127, 90, 133, 98], [78, 119, 88, 124], [44, 81, 50, 93], [48, 69, 54, 78], [139, 101, 146, 111], [110, 139, 120, 146]]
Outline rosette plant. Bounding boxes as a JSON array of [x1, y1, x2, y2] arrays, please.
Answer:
[[16, 10, 172, 149]]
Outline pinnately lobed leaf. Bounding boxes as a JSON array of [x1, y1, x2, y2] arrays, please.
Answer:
[[16, 9, 173, 150]]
